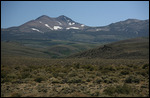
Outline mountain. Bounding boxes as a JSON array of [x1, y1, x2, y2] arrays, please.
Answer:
[[85, 19, 149, 37], [69, 37, 149, 59], [2, 15, 87, 33], [1, 15, 149, 58], [1, 15, 149, 43]]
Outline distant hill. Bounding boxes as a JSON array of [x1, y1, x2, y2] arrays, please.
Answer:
[[1, 40, 101, 58], [1, 41, 50, 58], [69, 37, 149, 59]]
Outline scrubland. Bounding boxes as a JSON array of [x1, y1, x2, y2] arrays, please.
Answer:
[[1, 57, 149, 97]]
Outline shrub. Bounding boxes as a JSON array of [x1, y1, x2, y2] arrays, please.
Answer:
[[96, 72, 101, 76], [14, 66, 20, 70], [104, 86, 116, 96], [91, 91, 100, 96], [1, 77, 12, 83], [120, 70, 129, 75], [2, 74, 18, 83], [21, 72, 31, 79], [1, 71, 7, 78], [57, 73, 66, 78], [68, 72, 77, 77], [81, 65, 94, 71], [115, 84, 132, 94], [141, 84, 148, 88], [98, 66, 103, 70], [125, 76, 140, 83], [51, 78, 61, 83], [39, 88, 47, 93], [103, 78, 113, 84], [61, 87, 73, 94], [95, 78, 103, 84], [67, 77, 82, 83], [86, 78, 92, 82], [23, 67, 32, 72], [142, 64, 149, 69], [104, 66, 116, 71], [10, 92, 22, 97], [104, 84, 132, 96], [140, 70, 149, 77], [74, 63, 80, 69], [52, 72, 59, 78], [34, 76, 45, 83]]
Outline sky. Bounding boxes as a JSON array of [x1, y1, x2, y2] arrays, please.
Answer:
[[1, 1, 149, 28]]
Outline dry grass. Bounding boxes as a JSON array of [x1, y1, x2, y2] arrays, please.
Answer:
[[1, 57, 149, 97]]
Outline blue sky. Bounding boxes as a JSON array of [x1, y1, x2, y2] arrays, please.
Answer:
[[1, 1, 149, 28]]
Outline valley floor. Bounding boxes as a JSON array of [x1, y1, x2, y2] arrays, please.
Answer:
[[1, 57, 149, 97]]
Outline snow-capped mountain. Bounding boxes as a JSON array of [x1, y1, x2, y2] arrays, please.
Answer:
[[13, 15, 87, 33], [1, 15, 149, 42]]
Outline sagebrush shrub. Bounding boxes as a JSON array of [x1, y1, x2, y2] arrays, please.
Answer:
[[34, 76, 45, 83], [125, 76, 140, 83]]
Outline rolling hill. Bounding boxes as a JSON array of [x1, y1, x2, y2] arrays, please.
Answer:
[[69, 37, 149, 59], [1, 40, 102, 58], [1, 41, 50, 58]]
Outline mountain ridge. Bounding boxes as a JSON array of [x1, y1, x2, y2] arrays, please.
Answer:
[[2, 15, 148, 30], [1, 15, 149, 43], [1, 15, 149, 58]]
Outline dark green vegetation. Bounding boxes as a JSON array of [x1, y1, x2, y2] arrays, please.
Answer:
[[1, 57, 149, 97], [70, 37, 149, 59]]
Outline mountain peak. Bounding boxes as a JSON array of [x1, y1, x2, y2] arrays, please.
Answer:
[[36, 15, 51, 20], [56, 15, 75, 24], [125, 18, 140, 22], [121, 19, 141, 24], [57, 15, 72, 20], [58, 15, 68, 18]]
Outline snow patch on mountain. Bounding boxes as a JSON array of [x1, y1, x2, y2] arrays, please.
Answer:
[[96, 29, 102, 31], [69, 22, 75, 25], [81, 24, 85, 27], [45, 24, 53, 30], [39, 21, 42, 24], [31, 28, 43, 33], [54, 26, 63, 30], [66, 27, 79, 30]]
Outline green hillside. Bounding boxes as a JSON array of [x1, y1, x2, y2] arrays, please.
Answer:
[[70, 37, 149, 59], [1, 40, 102, 58], [1, 41, 50, 58]]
